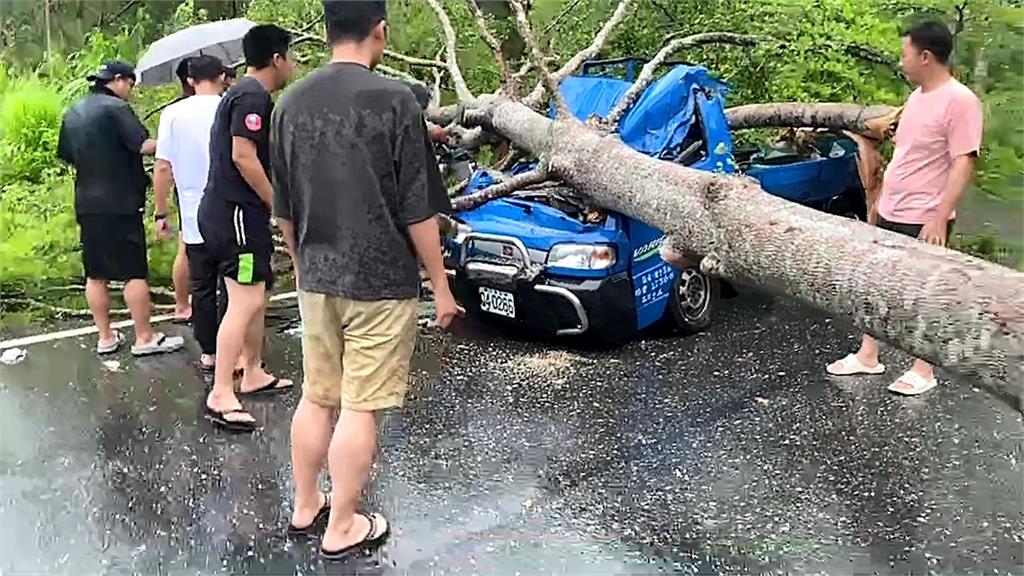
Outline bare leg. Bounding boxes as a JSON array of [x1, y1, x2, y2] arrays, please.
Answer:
[[854, 334, 880, 367], [123, 279, 155, 345], [238, 299, 293, 392], [207, 278, 263, 424], [290, 397, 334, 528], [173, 236, 192, 319], [86, 278, 114, 345], [235, 299, 262, 373], [242, 299, 266, 372], [828, 333, 882, 373], [322, 409, 379, 551]]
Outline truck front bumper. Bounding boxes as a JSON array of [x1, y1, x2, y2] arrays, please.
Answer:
[[447, 233, 636, 341]]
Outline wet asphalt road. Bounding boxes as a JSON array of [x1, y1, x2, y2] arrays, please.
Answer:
[[0, 291, 1022, 576]]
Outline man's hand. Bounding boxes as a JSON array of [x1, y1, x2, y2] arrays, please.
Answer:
[[919, 217, 949, 246], [433, 285, 464, 329], [140, 138, 157, 156], [427, 124, 450, 144], [154, 217, 171, 240]]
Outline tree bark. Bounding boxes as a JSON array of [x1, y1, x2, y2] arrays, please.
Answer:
[[453, 168, 550, 211], [725, 103, 902, 140], [463, 96, 1024, 393]]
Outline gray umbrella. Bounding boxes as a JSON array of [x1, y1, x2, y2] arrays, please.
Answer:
[[136, 18, 256, 85]]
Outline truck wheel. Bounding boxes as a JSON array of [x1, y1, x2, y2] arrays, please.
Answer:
[[668, 266, 719, 334]]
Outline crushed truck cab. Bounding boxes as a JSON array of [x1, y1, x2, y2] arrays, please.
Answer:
[[443, 59, 865, 341]]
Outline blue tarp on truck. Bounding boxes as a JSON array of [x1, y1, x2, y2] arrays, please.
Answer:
[[555, 66, 730, 158]]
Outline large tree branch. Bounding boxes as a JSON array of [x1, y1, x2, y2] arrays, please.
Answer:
[[430, 49, 444, 108], [725, 103, 903, 140], [423, 58, 555, 127], [376, 64, 421, 84], [605, 33, 761, 127], [452, 167, 550, 211], [459, 96, 1022, 393], [425, 0, 474, 102], [509, 0, 569, 116], [383, 49, 446, 68], [521, 0, 636, 108], [844, 44, 906, 80], [466, 0, 511, 88]]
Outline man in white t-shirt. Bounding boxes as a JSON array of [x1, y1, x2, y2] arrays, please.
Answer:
[[153, 55, 228, 372]]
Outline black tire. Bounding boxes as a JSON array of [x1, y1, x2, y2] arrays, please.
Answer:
[[666, 266, 720, 334]]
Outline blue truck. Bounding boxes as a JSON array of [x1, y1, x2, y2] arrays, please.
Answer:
[[442, 58, 865, 341]]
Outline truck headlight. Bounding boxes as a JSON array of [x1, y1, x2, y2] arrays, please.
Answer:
[[546, 243, 617, 270]]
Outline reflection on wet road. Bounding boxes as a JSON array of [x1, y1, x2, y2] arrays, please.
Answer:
[[0, 292, 1021, 575]]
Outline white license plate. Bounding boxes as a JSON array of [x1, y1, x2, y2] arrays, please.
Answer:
[[479, 287, 516, 318]]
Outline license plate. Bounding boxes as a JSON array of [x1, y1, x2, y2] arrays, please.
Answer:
[[479, 287, 516, 318]]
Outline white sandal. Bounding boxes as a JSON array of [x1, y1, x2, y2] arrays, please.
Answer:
[[131, 332, 185, 356], [826, 353, 885, 376], [887, 371, 938, 396], [97, 331, 125, 355]]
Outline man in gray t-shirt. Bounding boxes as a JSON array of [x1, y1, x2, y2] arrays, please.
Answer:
[[271, 0, 461, 558]]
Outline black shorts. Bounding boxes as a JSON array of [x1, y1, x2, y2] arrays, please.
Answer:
[[77, 213, 148, 281], [877, 216, 955, 243], [197, 197, 274, 289]]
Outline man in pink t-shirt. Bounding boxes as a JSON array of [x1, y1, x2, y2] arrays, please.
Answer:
[[827, 20, 983, 395]]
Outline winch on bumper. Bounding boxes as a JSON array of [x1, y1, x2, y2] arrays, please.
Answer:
[[445, 232, 635, 340]]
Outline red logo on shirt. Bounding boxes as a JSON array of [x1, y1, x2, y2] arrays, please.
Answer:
[[244, 113, 262, 132]]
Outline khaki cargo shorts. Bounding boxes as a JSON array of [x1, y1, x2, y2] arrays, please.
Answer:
[[298, 290, 418, 412]]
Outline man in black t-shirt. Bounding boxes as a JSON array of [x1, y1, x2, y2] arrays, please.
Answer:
[[57, 60, 185, 357], [197, 24, 295, 431], [272, 0, 461, 558]]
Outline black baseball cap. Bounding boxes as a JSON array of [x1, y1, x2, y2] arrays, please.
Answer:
[[86, 60, 137, 83]]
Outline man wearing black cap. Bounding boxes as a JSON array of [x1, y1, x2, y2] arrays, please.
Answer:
[[57, 60, 186, 357]]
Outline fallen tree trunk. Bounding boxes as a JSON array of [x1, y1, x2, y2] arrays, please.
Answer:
[[725, 103, 902, 139], [415, 0, 1022, 398], [464, 96, 1024, 394]]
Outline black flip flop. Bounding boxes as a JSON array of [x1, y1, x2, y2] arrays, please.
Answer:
[[171, 315, 192, 325], [204, 406, 258, 432], [288, 492, 331, 534], [320, 512, 390, 560], [239, 377, 294, 396], [232, 361, 267, 379]]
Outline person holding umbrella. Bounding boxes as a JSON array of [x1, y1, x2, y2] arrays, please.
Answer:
[[159, 57, 241, 329], [153, 55, 231, 373], [57, 61, 186, 357], [162, 56, 196, 325]]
